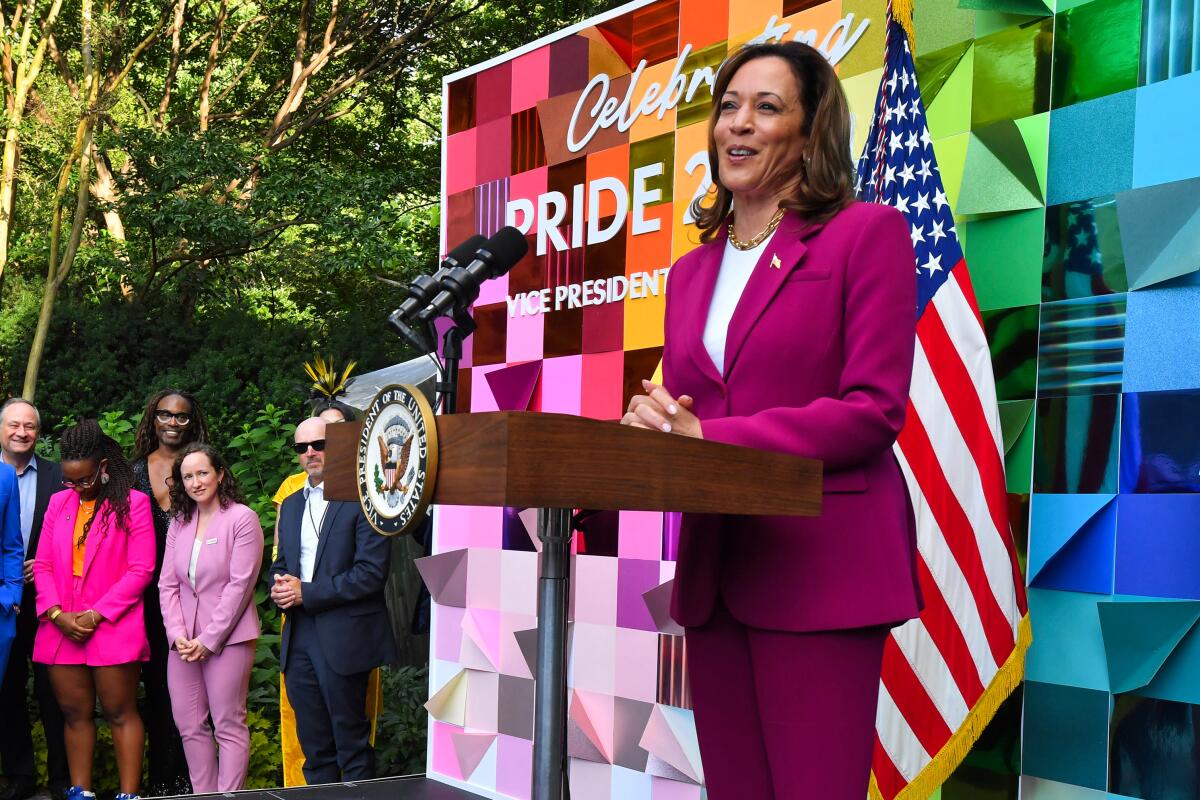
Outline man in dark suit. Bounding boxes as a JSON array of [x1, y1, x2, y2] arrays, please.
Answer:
[[270, 415, 396, 784], [0, 399, 67, 800]]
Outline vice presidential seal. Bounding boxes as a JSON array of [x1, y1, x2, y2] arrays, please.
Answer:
[[357, 384, 438, 536]]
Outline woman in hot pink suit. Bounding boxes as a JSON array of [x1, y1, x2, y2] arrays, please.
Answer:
[[159, 443, 263, 793], [623, 43, 921, 798], [34, 420, 155, 800]]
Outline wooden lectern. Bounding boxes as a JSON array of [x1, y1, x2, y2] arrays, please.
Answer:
[[324, 411, 823, 800]]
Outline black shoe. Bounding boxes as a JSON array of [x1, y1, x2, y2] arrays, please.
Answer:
[[0, 777, 36, 800]]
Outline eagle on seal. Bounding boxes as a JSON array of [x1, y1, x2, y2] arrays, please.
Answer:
[[377, 420, 415, 494]]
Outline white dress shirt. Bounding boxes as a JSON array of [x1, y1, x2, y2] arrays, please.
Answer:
[[298, 480, 328, 583], [702, 232, 776, 375], [188, 533, 203, 585]]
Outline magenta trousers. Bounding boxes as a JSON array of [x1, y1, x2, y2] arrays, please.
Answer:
[[166, 640, 255, 793], [685, 599, 890, 799]]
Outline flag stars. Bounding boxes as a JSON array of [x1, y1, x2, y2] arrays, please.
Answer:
[[932, 188, 948, 212], [920, 253, 944, 275], [904, 131, 920, 153], [920, 128, 933, 149], [883, 164, 897, 186], [911, 224, 926, 248], [898, 163, 916, 186], [917, 159, 932, 182], [913, 192, 931, 216], [894, 194, 911, 214], [929, 219, 947, 246], [889, 131, 904, 153]]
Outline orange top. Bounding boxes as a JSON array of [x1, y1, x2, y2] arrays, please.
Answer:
[[72, 499, 97, 578]]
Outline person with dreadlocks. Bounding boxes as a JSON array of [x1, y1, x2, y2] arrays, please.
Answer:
[[32, 420, 156, 800], [130, 389, 208, 797]]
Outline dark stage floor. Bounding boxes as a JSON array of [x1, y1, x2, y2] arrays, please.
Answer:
[[174, 775, 482, 799]]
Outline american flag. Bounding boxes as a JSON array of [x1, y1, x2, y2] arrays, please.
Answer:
[[854, 12, 1031, 800]]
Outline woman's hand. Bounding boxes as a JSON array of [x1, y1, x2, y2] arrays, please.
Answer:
[[181, 638, 212, 662], [54, 611, 96, 643], [621, 380, 702, 438], [174, 636, 194, 659]]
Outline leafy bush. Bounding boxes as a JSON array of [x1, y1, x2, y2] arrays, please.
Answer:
[[374, 665, 430, 777]]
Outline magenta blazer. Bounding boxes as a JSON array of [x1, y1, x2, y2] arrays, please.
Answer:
[[665, 203, 924, 633], [33, 489, 156, 665], [159, 502, 263, 655]]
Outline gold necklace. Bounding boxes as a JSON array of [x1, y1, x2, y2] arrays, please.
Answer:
[[728, 208, 786, 251]]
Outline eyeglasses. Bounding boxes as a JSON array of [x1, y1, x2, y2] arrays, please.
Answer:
[[292, 439, 327, 454], [62, 465, 102, 490], [154, 409, 192, 425]]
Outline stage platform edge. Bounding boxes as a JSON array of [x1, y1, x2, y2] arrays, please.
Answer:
[[166, 774, 486, 799]]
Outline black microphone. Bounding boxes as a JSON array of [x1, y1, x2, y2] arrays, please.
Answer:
[[417, 226, 529, 323], [388, 234, 487, 327]]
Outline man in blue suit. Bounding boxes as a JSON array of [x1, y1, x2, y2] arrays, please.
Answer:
[[270, 415, 396, 784], [0, 448, 19, 683]]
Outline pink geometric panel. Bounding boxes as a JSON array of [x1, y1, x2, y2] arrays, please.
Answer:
[[639, 705, 702, 784], [507, 311, 546, 365], [475, 117, 512, 185], [450, 729, 498, 779], [470, 364, 507, 412], [496, 735, 533, 800], [414, 548, 469, 608], [614, 628, 659, 703], [465, 669, 500, 732], [581, 350, 625, 420], [569, 759, 613, 800], [511, 47, 551, 113], [572, 555, 618, 626], [445, 128, 477, 196], [434, 315, 472, 368], [499, 612, 536, 678], [477, 272, 510, 307], [467, 547, 503, 610], [435, 605, 465, 663], [485, 360, 543, 411], [508, 166, 548, 215], [499, 551, 538, 615], [433, 505, 473, 551], [541, 355, 583, 414], [461, 608, 502, 671], [475, 62, 512, 124], [618, 510, 664, 560], [650, 776, 704, 800], [569, 688, 615, 763], [642, 579, 684, 636], [517, 507, 542, 552], [431, 722, 465, 780], [571, 621, 616, 695], [616, 558, 661, 632]]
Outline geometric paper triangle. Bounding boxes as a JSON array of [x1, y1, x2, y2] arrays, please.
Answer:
[[514, 626, 539, 676], [461, 609, 501, 672], [449, 730, 497, 779], [1097, 600, 1200, 693], [957, 120, 1043, 215], [1116, 175, 1200, 290], [1139, 618, 1200, 705], [916, 39, 972, 109], [999, 399, 1034, 454], [1028, 494, 1115, 583], [569, 689, 615, 763], [644, 754, 695, 783], [638, 705, 702, 784], [612, 697, 654, 772], [923, 43, 974, 140], [1030, 497, 1116, 595], [517, 507, 543, 552], [958, 0, 1052, 16], [1013, 113, 1049, 204], [415, 548, 470, 608], [933, 132, 970, 212], [642, 580, 684, 636], [425, 669, 469, 726], [485, 360, 543, 411]]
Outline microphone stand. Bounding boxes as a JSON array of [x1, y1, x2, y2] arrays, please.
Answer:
[[436, 308, 475, 414]]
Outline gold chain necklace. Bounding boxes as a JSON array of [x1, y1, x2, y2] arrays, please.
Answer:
[[728, 207, 786, 251]]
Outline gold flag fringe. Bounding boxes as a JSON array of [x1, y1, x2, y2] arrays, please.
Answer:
[[869, 613, 1033, 800], [891, 0, 917, 53]]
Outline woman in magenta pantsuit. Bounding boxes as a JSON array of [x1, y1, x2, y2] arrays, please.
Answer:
[[622, 42, 922, 798], [159, 443, 263, 793], [34, 421, 155, 800]]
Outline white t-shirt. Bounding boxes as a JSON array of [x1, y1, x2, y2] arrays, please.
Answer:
[[702, 232, 776, 375]]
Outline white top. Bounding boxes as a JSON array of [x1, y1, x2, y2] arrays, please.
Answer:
[[702, 232, 776, 375], [298, 481, 328, 583], [188, 534, 203, 585]]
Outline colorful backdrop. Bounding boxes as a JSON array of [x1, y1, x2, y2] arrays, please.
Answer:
[[423, 0, 1200, 797]]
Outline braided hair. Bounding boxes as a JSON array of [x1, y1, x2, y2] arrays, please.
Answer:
[[60, 419, 136, 546], [168, 443, 246, 523], [132, 388, 210, 461]]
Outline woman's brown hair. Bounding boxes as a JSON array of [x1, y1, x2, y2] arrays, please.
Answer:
[[691, 41, 856, 242], [168, 443, 246, 523]]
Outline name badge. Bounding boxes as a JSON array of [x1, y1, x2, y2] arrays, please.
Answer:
[[206, 538, 218, 545]]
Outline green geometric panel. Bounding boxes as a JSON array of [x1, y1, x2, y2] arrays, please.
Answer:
[[628, 132, 675, 207], [1014, 112, 1050, 198], [966, 209, 1045, 311], [1000, 398, 1036, 492], [1096, 600, 1200, 694], [959, 0, 1053, 17], [958, 122, 1044, 215], [985, 304, 1040, 400], [972, 17, 1054, 129], [837, 0, 887, 80], [921, 43, 975, 140], [914, 0, 977, 57], [1051, 0, 1141, 109], [934, 132, 971, 212]]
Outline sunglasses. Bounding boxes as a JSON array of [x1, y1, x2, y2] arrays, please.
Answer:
[[154, 409, 192, 425], [292, 439, 327, 454]]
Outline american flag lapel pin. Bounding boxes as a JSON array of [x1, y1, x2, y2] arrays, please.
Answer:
[[770, 254, 782, 269]]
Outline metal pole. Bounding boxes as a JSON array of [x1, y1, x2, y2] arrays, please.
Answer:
[[532, 507, 572, 800]]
